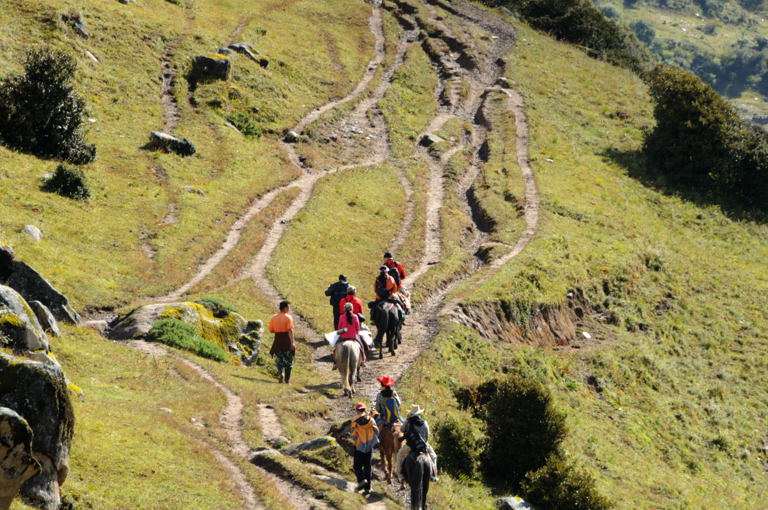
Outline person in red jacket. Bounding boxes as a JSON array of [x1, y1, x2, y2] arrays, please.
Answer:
[[339, 286, 365, 321], [383, 252, 406, 289]]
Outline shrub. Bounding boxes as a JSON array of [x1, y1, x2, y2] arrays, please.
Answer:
[[522, 454, 613, 510], [459, 375, 567, 490], [225, 112, 262, 139], [197, 296, 239, 315], [600, 5, 620, 18], [643, 65, 768, 211], [42, 164, 90, 200], [629, 20, 655, 44], [147, 318, 228, 362], [0, 48, 95, 163], [434, 415, 481, 478]]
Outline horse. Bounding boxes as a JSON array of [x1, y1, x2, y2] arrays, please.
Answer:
[[378, 421, 402, 484], [337, 339, 361, 397], [373, 300, 402, 359], [402, 452, 431, 510]]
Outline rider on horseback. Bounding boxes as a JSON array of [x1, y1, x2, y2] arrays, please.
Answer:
[[374, 376, 404, 428], [397, 404, 439, 482], [333, 302, 367, 370], [383, 252, 406, 290], [339, 286, 365, 323], [372, 266, 405, 322]]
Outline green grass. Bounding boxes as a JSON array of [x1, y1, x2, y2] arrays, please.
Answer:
[[269, 164, 407, 332], [147, 318, 229, 361]]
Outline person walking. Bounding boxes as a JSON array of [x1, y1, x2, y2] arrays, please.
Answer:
[[268, 300, 296, 384], [325, 274, 349, 329], [350, 402, 379, 494]]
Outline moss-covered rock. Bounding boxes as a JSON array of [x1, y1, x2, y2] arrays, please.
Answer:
[[0, 286, 48, 352], [0, 353, 74, 510], [110, 301, 262, 363], [0, 407, 40, 506]]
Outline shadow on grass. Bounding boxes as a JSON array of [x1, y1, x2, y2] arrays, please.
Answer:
[[602, 148, 768, 223]]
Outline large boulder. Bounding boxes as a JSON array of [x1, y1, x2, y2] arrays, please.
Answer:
[[28, 302, 60, 338], [110, 301, 261, 363], [190, 55, 231, 82], [147, 131, 196, 157], [497, 496, 535, 510], [0, 250, 80, 324], [0, 407, 40, 510], [0, 286, 48, 352], [0, 354, 74, 510]]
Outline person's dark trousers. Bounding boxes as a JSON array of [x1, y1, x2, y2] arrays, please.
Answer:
[[353, 450, 372, 485], [333, 307, 341, 329]]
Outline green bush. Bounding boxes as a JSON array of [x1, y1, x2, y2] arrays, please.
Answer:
[[0, 48, 95, 164], [225, 112, 262, 139], [522, 454, 613, 510], [434, 415, 481, 478], [196, 296, 239, 316], [630, 20, 655, 44], [643, 65, 768, 211], [458, 375, 567, 490], [42, 164, 90, 200], [481, 0, 651, 71], [147, 318, 228, 362]]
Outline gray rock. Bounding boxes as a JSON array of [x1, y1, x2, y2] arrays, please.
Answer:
[[0, 354, 74, 510], [419, 133, 444, 147], [497, 496, 535, 510], [227, 43, 261, 63], [283, 130, 300, 143], [1, 258, 81, 324], [109, 301, 261, 363], [191, 55, 231, 82], [83, 320, 109, 335], [118, 0, 136, 3], [0, 407, 39, 507], [40, 174, 54, 182], [182, 186, 205, 196], [61, 12, 89, 39], [0, 285, 48, 352], [28, 301, 60, 338], [282, 436, 336, 455], [148, 131, 196, 157], [217, 47, 235, 56], [496, 77, 511, 88], [23, 226, 42, 242]]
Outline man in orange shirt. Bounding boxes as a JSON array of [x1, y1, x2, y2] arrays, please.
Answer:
[[269, 300, 296, 384]]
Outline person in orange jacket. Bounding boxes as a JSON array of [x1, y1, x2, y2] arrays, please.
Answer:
[[268, 300, 296, 384], [383, 252, 406, 290], [350, 402, 379, 494], [374, 266, 398, 301]]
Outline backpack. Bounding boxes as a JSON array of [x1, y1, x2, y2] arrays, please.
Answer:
[[387, 260, 401, 287], [375, 275, 391, 299], [404, 426, 428, 454]]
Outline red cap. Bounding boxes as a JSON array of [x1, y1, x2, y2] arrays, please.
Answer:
[[354, 402, 366, 411]]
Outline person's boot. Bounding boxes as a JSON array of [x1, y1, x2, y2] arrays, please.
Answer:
[[278, 374, 284, 384], [284, 367, 292, 384]]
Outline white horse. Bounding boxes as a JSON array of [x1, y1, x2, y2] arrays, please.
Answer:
[[338, 340, 361, 397]]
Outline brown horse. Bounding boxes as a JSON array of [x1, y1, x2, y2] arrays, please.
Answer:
[[378, 420, 402, 484]]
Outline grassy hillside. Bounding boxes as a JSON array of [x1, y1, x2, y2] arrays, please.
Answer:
[[0, 0, 373, 310], [398, 17, 768, 509]]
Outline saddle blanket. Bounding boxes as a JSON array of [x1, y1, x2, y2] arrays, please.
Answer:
[[324, 328, 374, 348]]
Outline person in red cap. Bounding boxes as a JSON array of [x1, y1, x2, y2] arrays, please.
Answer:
[[350, 402, 379, 494], [374, 376, 403, 428]]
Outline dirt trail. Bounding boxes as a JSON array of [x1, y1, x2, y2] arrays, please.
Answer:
[[160, 36, 183, 133], [127, 341, 330, 510], [258, 404, 285, 444]]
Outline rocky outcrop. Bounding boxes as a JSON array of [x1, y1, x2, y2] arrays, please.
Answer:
[[0, 286, 48, 352], [109, 301, 262, 363], [0, 407, 40, 510], [60, 12, 89, 39], [190, 55, 231, 82], [147, 131, 196, 157], [497, 497, 535, 510], [0, 248, 80, 324], [28, 302, 60, 338], [0, 354, 74, 510], [22, 226, 42, 242], [451, 290, 591, 347], [281, 436, 336, 455]]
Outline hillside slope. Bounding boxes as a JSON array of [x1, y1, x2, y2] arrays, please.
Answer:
[[1, 0, 766, 509]]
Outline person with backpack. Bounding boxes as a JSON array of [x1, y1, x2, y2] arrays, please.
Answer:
[[397, 404, 438, 482], [350, 402, 379, 494], [374, 376, 403, 427], [383, 252, 406, 290], [324, 274, 349, 329]]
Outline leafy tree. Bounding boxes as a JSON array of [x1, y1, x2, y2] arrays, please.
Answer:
[[0, 48, 95, 163], [522, 454, 614, 510], [643, 65, 768, 210], [630, 20, 655, 45]]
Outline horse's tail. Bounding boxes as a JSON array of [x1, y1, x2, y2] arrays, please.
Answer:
[[346, 343, 356, 390], [409, 454, 427, 510]]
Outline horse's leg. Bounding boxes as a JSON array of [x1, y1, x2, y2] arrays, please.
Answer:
[[422, 459, 431, 510], [348, 346, 356, 395]]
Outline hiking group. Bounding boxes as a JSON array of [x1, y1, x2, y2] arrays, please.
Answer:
[[265, 252, 436, 505], [350, 376, 437, 508]]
